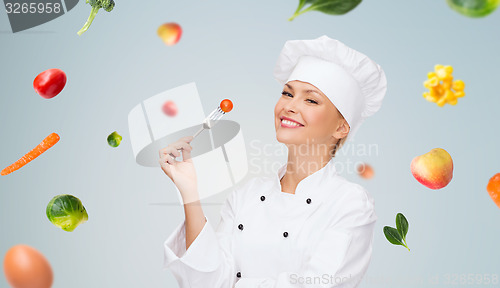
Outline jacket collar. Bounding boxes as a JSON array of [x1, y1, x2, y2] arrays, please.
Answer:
[[274, 157, 337, 197]]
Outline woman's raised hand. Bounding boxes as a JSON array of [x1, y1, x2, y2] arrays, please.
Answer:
[[159, 136, 199, 203]]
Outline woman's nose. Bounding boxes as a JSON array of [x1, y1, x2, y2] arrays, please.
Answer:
[[284, 99, 299, 113]]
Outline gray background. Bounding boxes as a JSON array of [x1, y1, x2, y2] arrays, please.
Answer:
[[1, 0, 500, 287]]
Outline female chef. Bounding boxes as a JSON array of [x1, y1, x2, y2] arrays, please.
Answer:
[[159, 35, 387, 288]]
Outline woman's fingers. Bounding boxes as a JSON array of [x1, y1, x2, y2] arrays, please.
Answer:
[[160, 141, 191, 156], [158, 136, 194, 166], [172, 139, 193, 151], [168, 140, 193, 157], [175, 141, 193, 161], [159, 146, 177, 163], [166, 154, 176, 165], [160, 146, 181, 158], [170, 149, 182, 158], [159, 158, 168, 170], [159, 157, 172, 178], [159, 152, 174, 166], [159, 147, 174, 157], [177, 141, 193, 152], [182, 146, 192, 161], [181, 136, 194, 143]]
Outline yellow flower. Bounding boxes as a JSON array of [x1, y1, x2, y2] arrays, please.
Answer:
[[452, 80, 465, 91], [423, 65, 465, 107], [424, 77, 439, 88]]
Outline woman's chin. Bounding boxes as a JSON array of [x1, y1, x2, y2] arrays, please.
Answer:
[[275, 133, 303, 144]]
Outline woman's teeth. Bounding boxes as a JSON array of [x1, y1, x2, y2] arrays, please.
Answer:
[[282, 119, 302, 127]]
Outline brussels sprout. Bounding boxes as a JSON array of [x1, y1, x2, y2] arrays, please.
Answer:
[[46, 194, 88, 232], [107, 131, 122, 147], [447, 0, 500, 18]]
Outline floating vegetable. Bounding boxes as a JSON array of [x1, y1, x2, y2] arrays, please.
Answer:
[[1, 133, 60, 176], [487, 173, 500, 208], [157, 22, 182, 46], [447, 0, 499, 18], [289, 0, 362, 21], [3, 245, 53, 288], [423, 65, 465, 107], [107, 131, 122, 147], [33, 68, 67, 99], [383, 213, 410, 251], [77, 0, 115, 36], [46, 194, 88, 232]]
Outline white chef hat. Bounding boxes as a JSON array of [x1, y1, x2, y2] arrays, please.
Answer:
[[273, 35, 387, 142]]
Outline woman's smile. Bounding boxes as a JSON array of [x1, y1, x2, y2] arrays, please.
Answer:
[[280, 116, 304, 128]]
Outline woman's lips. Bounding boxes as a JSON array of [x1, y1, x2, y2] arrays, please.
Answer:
[[280, 119, 304, 128]]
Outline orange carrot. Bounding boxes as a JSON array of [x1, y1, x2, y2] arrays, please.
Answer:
[[1, 133, 60, 176]]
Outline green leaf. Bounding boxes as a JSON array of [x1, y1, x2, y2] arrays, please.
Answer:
[[289, 0, 309, 20], [289, 0, 362, 21], [308, 0, 362, 15], [298, 0, 308, 10], [383, 226, 404, 246], [396, 213, 409, 241]]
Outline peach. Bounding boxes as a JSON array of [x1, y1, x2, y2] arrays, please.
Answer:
[[411, 148, 453, 189], [157, 22, 182, 46]]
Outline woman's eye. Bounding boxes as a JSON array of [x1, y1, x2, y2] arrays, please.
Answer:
[[281, 92, 317, 104]]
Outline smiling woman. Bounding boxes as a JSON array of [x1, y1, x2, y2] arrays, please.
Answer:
[[275, 80, 349, 158], [161, 35, 387, 288]]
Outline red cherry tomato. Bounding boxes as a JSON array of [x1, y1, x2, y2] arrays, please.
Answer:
[[33, 69, 67, 99], [220, 99, 233, 113], [162, 100, 178, 117]]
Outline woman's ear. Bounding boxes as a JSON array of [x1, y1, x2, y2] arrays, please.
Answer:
[[333, 119, 350, 140]]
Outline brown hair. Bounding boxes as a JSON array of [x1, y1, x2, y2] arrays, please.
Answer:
[[331, 137, 347, 158]]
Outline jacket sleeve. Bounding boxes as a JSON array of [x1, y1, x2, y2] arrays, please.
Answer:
[[163, 189, 239, 288], [234, 185, 377, 288]]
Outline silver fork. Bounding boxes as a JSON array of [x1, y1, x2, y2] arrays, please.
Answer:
[[169, 106, 227, 159]]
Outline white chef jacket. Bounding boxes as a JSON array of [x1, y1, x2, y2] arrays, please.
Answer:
[[163, 158, 377, 288]]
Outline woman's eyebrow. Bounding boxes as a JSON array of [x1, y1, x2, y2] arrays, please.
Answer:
[[285, 84, 323, 98], [305, 90, 322, 97]]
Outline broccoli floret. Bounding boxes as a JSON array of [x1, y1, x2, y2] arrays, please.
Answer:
[[77, 0, 115, 36], [101, 0, 115, 12]]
